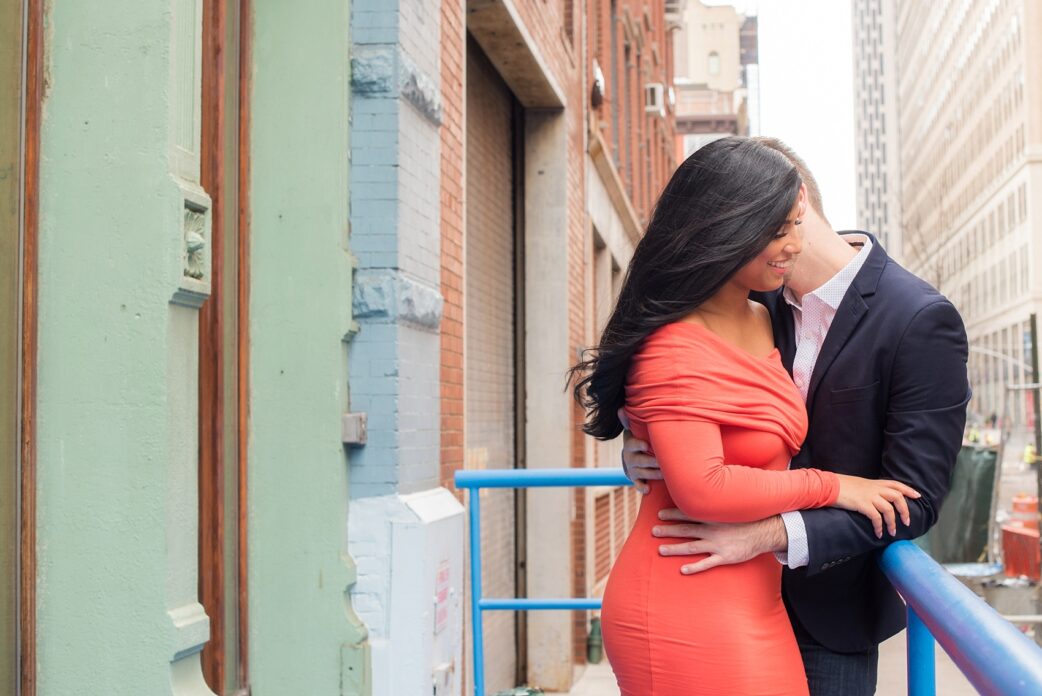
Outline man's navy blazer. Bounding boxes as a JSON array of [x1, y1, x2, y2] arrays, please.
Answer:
[[754, 233, 970, 653]]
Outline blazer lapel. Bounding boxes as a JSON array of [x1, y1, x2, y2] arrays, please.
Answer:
[[774, 301, 796, 376], [756, 289, 797, 376], [804, 234, 888, 416]]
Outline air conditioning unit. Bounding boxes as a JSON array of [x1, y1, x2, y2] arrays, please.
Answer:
[[644, 82, 665, 117], [664, 0, 683, 28]]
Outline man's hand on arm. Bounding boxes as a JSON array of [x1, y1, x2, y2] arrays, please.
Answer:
[[619, 408, 663, 495], [654, 508, 788, 574]]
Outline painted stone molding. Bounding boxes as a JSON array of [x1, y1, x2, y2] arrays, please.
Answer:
[[351, 45, 442, 125], [353, 269, 443, 331], [398, 50, 442, 125], [183, 206, 207, 280], [172, 186, 212, 308]]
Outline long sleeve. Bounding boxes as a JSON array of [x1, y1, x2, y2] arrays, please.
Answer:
[[648, 419, 839, 523]]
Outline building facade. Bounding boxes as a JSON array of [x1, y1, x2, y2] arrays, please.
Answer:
[[7, 1, 684, 694], [439, 0, 678, 692], [852, 0, 902, 255], [672, 1, 755, 159], [7, 1, 374, 694], [581, 0, 679, 682], [892, 0, 1040, 426]]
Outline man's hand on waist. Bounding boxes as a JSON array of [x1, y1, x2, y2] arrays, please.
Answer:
[[653, 509, 788, 575]]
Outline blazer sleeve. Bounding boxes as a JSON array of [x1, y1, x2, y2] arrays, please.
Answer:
[[799, 299, 970, 576], [648, 419, 839, 523]]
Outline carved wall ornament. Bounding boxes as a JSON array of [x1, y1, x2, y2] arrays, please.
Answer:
[[183, 207, 206, 280]]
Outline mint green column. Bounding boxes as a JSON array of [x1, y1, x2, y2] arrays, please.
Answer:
[[247, 1, 370, 694], [35, 0, 216, 694]]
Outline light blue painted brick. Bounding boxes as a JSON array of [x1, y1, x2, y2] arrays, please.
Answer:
[[355, 253, 399, 270], [352, 375, 398, 397], [354, 320, 397, 345], [353, 97, 398, 116], [352, 0, 400, 17], [351, 482, 397, 499], [352, 182, 397, 200], [352, 128, 399, 150], [350, 458, 399, 482], [351, 165, 398, 184], [347, 219, 397, 236], [345, 234, 393, 254], [370, 359, 398, 378], [351, 234, 399, 255], [352, 113, 399, 133], [352, 10, 399, 30], [351, 146, 399, 166], [363, 125, 400, 147], [364, 428, 397, 449], [352, 28, 400, 45], [352, 199, 399, 220], [365, 395, 398, 418], [349, 236, 398, 258]]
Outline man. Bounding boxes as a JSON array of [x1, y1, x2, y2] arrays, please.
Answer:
[[621, 137, 970, 695]]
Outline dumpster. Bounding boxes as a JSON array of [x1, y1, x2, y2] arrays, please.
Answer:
[[917, 445, 999, 563]]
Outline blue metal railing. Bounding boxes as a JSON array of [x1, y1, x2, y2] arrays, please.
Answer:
[[457, 467, 1042, 696], [455, 468, 631, 696], [880, 540, 1042, 694]]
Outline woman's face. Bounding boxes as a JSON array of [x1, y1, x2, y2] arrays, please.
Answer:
[[731, 194, 805, 293]]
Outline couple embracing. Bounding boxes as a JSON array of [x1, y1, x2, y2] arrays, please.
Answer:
[[570, 137, 970, 695]]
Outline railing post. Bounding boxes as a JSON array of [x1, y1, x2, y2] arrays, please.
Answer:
[[468, 488, 485, 696], [906, 602, 936, 695]]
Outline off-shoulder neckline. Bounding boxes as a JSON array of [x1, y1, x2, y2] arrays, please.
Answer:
[[664, 320, 782, 362]]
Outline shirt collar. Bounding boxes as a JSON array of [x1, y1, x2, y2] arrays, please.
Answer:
[[783, 235, 873, 311]]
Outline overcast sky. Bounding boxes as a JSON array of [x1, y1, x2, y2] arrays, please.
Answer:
[[704, 0, 858, 229]]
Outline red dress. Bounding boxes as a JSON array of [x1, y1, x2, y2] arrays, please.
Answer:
[[602, 322, 839, 696]]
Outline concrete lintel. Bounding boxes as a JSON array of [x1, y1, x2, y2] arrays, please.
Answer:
[[351, 44, 443, 126], [588, 117, 643, 247], [353, 269, 444, 331], [466, 0, 567, 108]]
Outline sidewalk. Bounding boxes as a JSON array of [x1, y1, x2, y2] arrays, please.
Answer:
[[553, 629, 977, 695]]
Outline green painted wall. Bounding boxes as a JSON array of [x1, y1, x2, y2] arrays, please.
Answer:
[[247, 0, 370, 694], [35, 1, 199, 693], [34, 0, 369, 692]]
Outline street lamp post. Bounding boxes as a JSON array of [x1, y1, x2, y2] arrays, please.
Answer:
[[1031, 314, 1042, 460]]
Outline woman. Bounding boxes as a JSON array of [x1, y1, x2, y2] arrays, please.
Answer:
[[570, 137, 917, 695]]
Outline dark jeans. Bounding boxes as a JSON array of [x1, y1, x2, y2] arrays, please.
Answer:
[[798, 639, 879, 696]]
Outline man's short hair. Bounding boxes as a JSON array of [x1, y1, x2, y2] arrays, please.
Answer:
[[751, 136, 826, 220]]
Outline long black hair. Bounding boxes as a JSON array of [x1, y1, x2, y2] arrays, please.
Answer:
[[571, 136, 802, 440]]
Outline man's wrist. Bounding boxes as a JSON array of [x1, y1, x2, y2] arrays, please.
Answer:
[[759, 515, 788, 553]]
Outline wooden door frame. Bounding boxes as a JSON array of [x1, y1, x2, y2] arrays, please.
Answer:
[[199, 0, 250, 692], [20, 0, 42, 693], [235, 2, 251, 686], [199, 0, 229, 687]]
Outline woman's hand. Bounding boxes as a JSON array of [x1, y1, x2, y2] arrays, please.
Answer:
[[833, 474, 921, 538]]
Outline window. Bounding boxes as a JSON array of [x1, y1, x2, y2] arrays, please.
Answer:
[[708, 51, 721, 77]]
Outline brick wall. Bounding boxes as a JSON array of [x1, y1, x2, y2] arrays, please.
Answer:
[[436, 0, 680, 686], [465, 40, 520, 693], [440, 0, 464, 496], [577, 0, 679, 666], [588, 0, 677, 224]]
